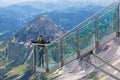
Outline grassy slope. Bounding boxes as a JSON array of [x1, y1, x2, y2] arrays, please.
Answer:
[[0, 32, 4, 36], [0, 47, 6, 52], [0, 58, 10, 69], [0, 41, 6, 52], [5, 63, 28, 77], [0, 41, 3, 45]]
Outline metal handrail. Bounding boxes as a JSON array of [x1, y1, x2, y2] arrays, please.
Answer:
[[48, 2, 118, 45], [98, 8, 117, 19], [33, 43, 48, 46]]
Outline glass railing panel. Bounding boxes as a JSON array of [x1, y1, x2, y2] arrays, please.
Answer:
[[63, 32, 77, 60], [98, 3, 117, 17], [34, 45, 46, 68], [33, 2, 119, 73], [48, 41, 61, 68], [98, 5, 117, 41], [80, 17, 96, 51]]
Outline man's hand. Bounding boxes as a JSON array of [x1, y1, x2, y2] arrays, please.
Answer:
[[47, 41, 50, 43], [29, 38, 34, 43]]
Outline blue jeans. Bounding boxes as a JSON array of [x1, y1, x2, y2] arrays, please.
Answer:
[[38, 48, 44, 67]]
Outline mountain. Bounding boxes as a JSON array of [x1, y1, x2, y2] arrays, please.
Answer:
[[45, 5, 103, 31], [21, 1, 58, 11], [15, 1, 109, 11], [0, 3, 103, 40], [0, 5, 42, 40], [0, 8, 21, 40], [0, 7, 21, 31], [14, 1, 70, 11], [7, 5, 42, 15], [0, 16, 63, 80], [15, 16, 64, 42]]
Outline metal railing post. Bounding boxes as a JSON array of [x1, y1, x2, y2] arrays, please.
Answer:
[[117, 2, 120, 37], [61, 38, 64, 67], [56, 43, 59, 63], [33, 45, 36, 71], [45, 46, 49, 73], [77, 28, 80, 59], [96, 15, 99, 47]]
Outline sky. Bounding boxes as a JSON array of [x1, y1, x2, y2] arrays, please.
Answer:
[[0, 0, 115, 7], [0, 0, 57, 6]]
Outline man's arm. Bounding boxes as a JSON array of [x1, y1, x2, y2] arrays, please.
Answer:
[[44, 40, 50, 44], [46, 41, 50, 44], [31, 40, 38, 43]]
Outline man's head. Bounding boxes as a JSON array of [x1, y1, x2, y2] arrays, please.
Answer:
[[39, 35, 43, 41]]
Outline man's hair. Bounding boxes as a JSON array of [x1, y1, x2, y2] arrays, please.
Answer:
[[39, 35, 43, 38]]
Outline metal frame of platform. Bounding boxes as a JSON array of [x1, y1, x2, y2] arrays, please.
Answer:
[[32, 1, 120, 74]]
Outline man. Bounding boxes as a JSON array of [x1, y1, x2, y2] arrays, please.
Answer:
[[31, 35, 50, 67]]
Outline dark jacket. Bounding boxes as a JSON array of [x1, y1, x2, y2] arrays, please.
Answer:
[[31, 39, 50, 47]]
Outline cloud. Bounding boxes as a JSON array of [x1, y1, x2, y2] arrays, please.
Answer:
[[0, 0, 115, 7]]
